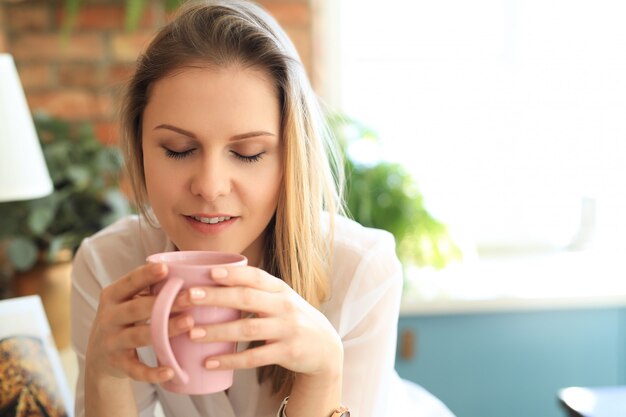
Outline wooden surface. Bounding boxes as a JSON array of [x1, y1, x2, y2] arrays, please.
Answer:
[[13, 261, 72, 350]]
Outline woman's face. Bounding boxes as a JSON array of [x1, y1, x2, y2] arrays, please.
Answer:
[[142, 65, 282, 267]]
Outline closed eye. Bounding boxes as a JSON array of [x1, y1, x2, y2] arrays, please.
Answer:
[[164, 147, 196, 160], [231, 151, 265, 163]]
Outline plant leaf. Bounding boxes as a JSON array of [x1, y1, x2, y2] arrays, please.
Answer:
[[46, 236, 66, 263], [67, 166, 91, 189], [0, 201, 27, 237], [7, 238, 39, 272], [61, 0, 81, 41], [165, 0, 183, 11], [125, 0, 147, 31], [336, 112, 463, 269], [104, 189, 131, 218], [27, 198, 57, 235], [95, 147, 123, 174]]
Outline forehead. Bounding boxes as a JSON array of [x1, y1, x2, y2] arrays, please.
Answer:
[[151, 63, 278, 100], [143, 64, 281, 130], [147, 65, 277, 108]]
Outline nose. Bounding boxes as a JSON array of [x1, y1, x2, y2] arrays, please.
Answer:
[[189, 155, 231, 202]]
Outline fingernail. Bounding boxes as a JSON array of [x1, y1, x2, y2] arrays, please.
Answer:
[[190, 287, 206, 300], [177, 316, 193, 329], [205, 359, 220, 369], [212, 268, 228, 280], [189, 328, 207, 339]]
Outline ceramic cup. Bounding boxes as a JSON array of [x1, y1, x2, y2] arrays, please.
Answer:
[[148, 250, 247, 394]]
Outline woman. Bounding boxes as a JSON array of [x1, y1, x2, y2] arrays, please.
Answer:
[[71, 1, 453, 416]]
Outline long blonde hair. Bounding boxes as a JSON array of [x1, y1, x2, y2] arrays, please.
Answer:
[[119, 0, 344, 394]]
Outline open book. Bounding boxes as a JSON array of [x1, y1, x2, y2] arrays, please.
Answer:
[[0, 295, 73, 417]]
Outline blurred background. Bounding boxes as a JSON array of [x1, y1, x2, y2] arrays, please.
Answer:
[[1, 1, 626, 416]]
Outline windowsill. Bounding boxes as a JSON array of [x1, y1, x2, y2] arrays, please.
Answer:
[[400, 246, 626, 316]]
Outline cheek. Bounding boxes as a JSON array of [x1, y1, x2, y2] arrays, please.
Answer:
[[257, 162, 282, 209], [143, 155, 162, 196], [236, 162, 282, 212], [143, 152, 183, 207]]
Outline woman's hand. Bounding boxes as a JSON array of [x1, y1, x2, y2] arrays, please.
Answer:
[[85, 263, 195, 383], [185, 266, 343, 378]]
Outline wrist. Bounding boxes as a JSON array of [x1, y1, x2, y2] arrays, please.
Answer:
[[85, 356, 129, 386], [314, 334, 343, 377], [278, 396, 350, 417], [294, 366, 342, 391], [285, 369, 342, 417]]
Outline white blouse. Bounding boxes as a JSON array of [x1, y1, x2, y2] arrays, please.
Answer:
[[71, 214, 453, 417]]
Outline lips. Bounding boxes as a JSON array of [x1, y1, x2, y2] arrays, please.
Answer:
[[191, 215, 232, 224], [184, 214, 238, 234]]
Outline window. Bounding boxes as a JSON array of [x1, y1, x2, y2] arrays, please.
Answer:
[[335, 0, 626, 257]]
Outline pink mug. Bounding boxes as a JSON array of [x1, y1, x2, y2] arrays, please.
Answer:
[[148, 250, 247, 394]]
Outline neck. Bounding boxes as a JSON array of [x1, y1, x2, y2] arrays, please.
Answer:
[[242, 232, 266, 269]]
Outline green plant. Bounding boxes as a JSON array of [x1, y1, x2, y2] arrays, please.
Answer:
[[0, 114, 131, 272], [328, 114, 462, 269]]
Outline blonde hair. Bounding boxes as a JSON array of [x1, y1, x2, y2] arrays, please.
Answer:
[[120, 0, 344, 394]]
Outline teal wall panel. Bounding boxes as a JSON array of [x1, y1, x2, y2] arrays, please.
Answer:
[[396, 308, 621, 417]]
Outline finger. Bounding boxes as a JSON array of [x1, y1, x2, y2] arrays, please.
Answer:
[[189, 317, 282, 343], [108, 295, 157, 326], [172, 290, 193, 312], [110, 291, 192, 326], [210, 266, 286, 293], [122, 362, 174, 383], [110, 325, 152, 349], [201, 342, 283, 370], [169, 314, 195, 337], [133, 288, 151, 298], [189, 285, 285, 315], [111, 315, 194, 349], [105, 263, 169, 303]]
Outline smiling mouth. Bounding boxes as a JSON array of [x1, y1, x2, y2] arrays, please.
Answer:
[[190, 215, 233, 224]]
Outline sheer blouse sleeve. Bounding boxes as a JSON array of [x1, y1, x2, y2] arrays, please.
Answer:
[[70, 238, 159, 417], [334, 231, 404, 417]]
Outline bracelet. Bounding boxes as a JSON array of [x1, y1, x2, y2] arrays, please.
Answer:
[[276, 396, 350, 417], [277, 396, 289, 417]]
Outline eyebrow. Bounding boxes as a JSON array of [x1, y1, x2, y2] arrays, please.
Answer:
[[153, 124, 276, 141], [154, 124, 196, 138]]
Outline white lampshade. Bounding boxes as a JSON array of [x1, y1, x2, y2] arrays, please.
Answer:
[[0, 54, 53, 202]]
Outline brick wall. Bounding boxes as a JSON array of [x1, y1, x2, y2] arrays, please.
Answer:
[[0, 6, 6, 51], [0, 0, 317, 144]]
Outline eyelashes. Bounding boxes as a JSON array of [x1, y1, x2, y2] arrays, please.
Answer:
[[164, 148, 194, 160], [163, 148, 265, 163], [232, 152, 264, 163]]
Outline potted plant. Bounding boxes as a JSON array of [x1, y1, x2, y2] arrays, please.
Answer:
[[0, 113, 131, 348], [0, 113, 131, 273], [328, 113, 462, 271]]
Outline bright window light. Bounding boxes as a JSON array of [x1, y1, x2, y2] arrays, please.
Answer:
[[337, 0, 626, 255]]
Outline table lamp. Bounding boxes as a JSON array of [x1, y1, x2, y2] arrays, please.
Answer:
[[0, 53, 53, 202], [0, 53, 53, 299]]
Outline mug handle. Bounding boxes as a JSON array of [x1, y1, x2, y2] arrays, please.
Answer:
[[150, 277, 189, 385]]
